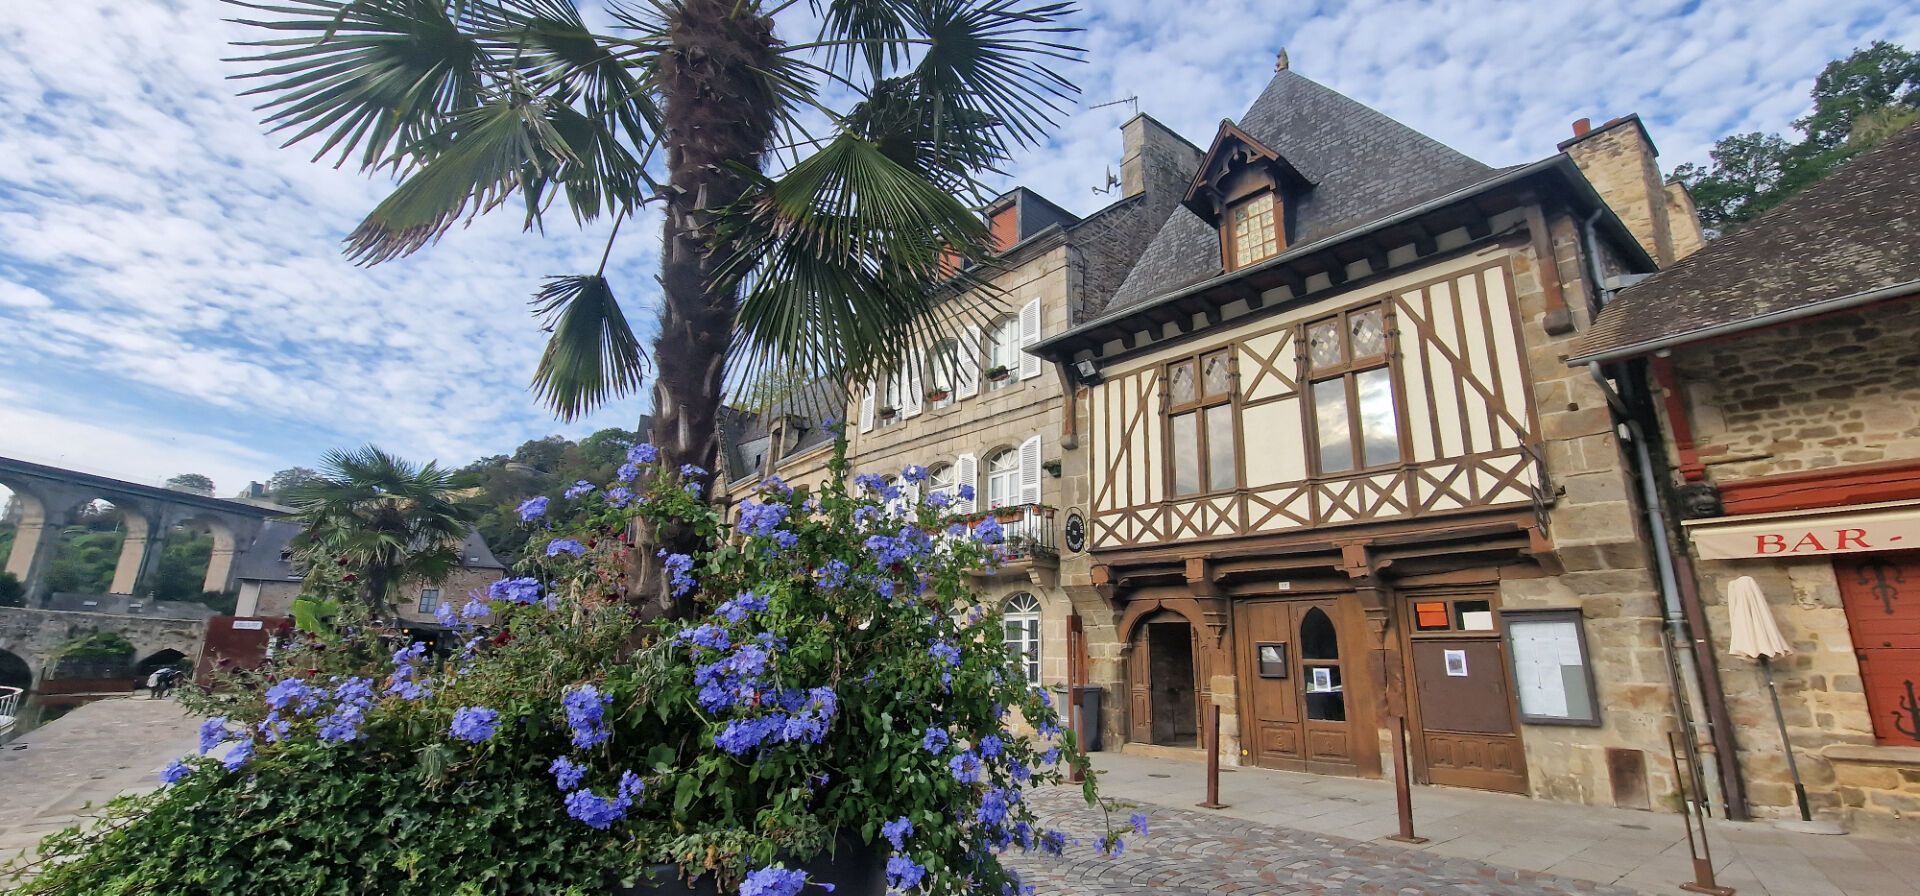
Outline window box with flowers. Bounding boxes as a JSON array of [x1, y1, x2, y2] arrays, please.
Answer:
[[984, 364, 1012, 382], [924, 388, 951, 404], [16, 434, 1140, 896]]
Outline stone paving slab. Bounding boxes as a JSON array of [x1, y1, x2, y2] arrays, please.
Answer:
[[1007, 786, 1643, 896]]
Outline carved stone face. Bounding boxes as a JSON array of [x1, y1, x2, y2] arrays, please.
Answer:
[[1675, 482, 1724, 519]]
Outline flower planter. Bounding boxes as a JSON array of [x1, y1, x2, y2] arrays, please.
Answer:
[[984, 366, 1011, 382], [925, 390, 951, 403], [877, 406, 898, 420], [613, 838, 887, 896]]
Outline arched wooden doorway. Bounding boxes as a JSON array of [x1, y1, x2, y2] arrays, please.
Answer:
[[1127, 611, 1200, 747], [1235, 597, 1377, 776]]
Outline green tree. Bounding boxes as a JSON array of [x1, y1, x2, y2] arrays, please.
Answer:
[[164, 474, 215, 494], [0, 572, 22, 608], [1677, 42, 1920, 233], [265, 467, 322, 503], [284, 446, 472, 619], [230, 0, 1081, 617], [151, 528, 214, 603]]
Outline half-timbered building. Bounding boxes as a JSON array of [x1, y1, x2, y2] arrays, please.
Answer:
[[1034, 60, 1715, 811]]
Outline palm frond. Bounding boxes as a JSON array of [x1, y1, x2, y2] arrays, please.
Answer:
[[715, 132, 997, 391], [809, 0, 914, 77], [529, 274, 650, 421], [344, 90, 574, 263], [903, 0, 1082, 150], [225, 0, 499, 171]]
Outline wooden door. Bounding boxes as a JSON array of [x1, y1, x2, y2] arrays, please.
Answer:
[[1836, 552, 1920, 746], [1128, 628, 1153, 746], [1403, 589, 1529, 794], [1236, 599, 1360, 774]]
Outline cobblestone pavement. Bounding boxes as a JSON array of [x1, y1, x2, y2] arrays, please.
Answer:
[[1006, 786, 1646, 896], [0, 697, 197, 864]]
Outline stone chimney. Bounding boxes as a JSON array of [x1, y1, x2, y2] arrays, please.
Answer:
[[1121, 113, 1200, 200], [1558, 114, 1706, 266]]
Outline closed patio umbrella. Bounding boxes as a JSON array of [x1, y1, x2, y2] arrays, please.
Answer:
[[1725, 576, 1818, 826]]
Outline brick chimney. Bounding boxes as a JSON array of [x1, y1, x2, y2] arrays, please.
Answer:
[[1120, 113, 1199, 200], [1558, 114, 1695, 266]]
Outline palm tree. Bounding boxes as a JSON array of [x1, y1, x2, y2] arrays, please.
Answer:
[[284, 446, 472, 620], [226, 0, 1081, 617]]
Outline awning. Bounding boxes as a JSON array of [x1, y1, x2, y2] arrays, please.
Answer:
[[1683, 499, 1920, 560]]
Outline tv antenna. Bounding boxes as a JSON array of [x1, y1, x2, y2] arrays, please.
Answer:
[[1089, 96, 1138, 112], [1089, 96, 1139, 195]]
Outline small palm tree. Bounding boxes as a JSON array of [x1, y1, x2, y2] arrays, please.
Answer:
[[227, 0, 1081, 617], [285, 446, 472, 620]]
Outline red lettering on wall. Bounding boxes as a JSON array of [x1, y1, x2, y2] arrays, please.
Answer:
[[1792, 532, 1828, 553], [1836, 528, 1871, 550], [1756, 534, 1787, 554]]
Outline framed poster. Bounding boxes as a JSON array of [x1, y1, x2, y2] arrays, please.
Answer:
[[1256, 643, 1288, 678], [1443, 648, 1468, 677], [1307, 666, 1335, 693], [1503, 608, 1601, 726]]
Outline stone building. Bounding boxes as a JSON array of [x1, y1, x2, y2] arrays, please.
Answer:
[[232, 519, 507, 639], [1029, 60, 1720, 813], [1570, 122, 1920, 832], [716, 114, 1202, 730]]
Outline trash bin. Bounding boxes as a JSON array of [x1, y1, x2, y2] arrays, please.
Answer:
[[1071, 685, 1103, 752]]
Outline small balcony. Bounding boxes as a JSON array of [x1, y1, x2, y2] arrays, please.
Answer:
[[960, 504, 1056, 576]]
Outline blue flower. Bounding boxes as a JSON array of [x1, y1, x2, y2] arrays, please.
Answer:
[[160, 760, 192, 785], [680, 463, 708, 478], [739, 866, 814, 896], [921, 728, 949, 755], [902, 464, 928, 483], [564, 684, 613, 749], [659, 551, 697, 597], [449, 707, 500, 743], [386, 678, 429, 701], [818, 559, 851, 590], [1101, 835, 1125, 857], [616, 462, 641, 482], [1038, 831, 1067, 856], [222, 737, 256, 771], [1129, 812, 1149, 836], [881, 816, 913, 850], [715, 716, 786, 755], [564, 480, 596, 499], [435, 600, 458, 626], [973, 516, 1005, 544], [607, 486, 634, 507], [716, 590, 769, 623], [488, 576, 543, 605], [550, 756, 586, 790], [318, 705, 365, 743], [618, 769, 645, 802], [257, 713, 292, 743], [736, 500, 792, 537], [263, 680, 316, 714], [517, 496, 549, 522], [885, 856, 926, 891], [979, 734, 1004, 758], [957, 484, 976, 501], [976, 786, 1015, 826], [563, 787, 630, 830], [459, 599, 493, 620], [545, 538, 585, 558], [627, 443, 659, 464], [928, 640, 961, 668], [948, 750, 983, 784], [198, 718, 229, 754]]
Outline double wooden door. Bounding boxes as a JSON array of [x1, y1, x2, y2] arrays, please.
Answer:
[[1236, 598, 1372, 775], [1836, 551, 1920, 746]]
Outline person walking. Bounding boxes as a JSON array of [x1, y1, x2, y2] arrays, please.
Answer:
[[145, 668, 166, 700]]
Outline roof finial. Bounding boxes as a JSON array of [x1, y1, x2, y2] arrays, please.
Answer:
[[1275, 48, 1290, 72]]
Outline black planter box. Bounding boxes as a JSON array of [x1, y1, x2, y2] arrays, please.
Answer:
[[613, 839, 886, 896]]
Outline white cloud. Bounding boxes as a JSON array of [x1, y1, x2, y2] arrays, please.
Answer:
[[0, 0, 1915, 486]]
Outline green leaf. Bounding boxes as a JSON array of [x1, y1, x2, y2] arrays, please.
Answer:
[[528, 274, 649, 420]]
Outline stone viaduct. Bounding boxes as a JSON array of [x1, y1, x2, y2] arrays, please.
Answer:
[[0, 455, 285, 607]]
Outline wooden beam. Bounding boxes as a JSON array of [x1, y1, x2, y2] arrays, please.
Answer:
[[1408, 220, 1437, 257], [1465, 216, 1493, 240], [1321, 254, 1349, 286], [1276, 268, 1307, 299]]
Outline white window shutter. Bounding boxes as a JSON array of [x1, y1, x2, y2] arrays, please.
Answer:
[[858, 380, 876, 433], [901, 364, 923, 418], [1018, 434, 1042, 505], [957, 325, 982, 398], [955, 452, 978, 513], [1019, 299, 1043, 379], [905, 480, 922, 507]]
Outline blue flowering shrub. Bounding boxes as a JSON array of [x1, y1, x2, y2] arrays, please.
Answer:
[[9, 432, 1129, 895]]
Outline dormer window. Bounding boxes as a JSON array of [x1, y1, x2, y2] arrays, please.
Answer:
[[1227, 191, 1279, 269]]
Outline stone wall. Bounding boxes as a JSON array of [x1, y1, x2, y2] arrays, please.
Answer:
[[1500, 209, 1682, 808], [0, 607, 205, 689], [1672, 301, 1920, 481], [249, 566, 502, 626]]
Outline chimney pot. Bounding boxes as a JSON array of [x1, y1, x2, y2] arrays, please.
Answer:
[[1572, 118, 1592, 138]]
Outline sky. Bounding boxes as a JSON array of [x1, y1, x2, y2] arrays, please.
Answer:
[[1, 0, 1916, 496]]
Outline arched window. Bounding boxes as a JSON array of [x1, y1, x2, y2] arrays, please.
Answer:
[[1299, 607, 1345, 722], [984, 316, 1020, 390], [1003, 593, 1042, 685], [927, 463, 955, 501], [985, 449, 1019, 509]]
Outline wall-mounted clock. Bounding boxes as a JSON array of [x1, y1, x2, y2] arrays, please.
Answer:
[[1064, 511, 1086, 553]]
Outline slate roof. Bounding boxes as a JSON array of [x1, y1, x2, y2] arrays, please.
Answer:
[[1571, 122, 1920, 363], [233, 520, 505, 583], [1105, 69, 1490, 311], [719, 377, 848, 486]]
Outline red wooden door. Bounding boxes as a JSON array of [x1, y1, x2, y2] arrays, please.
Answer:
[[1836, 552, 1920, 746]]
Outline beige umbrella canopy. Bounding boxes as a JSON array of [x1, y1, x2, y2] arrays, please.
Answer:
[[1727, 576, 1793, 659]]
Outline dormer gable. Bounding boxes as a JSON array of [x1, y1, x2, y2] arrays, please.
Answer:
[[1182, 121, 1314, 270]]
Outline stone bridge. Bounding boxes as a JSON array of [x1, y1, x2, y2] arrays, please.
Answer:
[[1, 456, 286, 606], [0, 606, 204, 692]]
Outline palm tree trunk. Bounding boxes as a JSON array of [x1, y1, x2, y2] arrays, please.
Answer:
[[634, 0, 780, 619]]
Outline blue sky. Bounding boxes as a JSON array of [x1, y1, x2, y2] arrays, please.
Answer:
[[1, 0, 1916, 494]]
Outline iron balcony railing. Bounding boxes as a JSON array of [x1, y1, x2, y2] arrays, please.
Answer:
[[964, 504, 1056, 561]]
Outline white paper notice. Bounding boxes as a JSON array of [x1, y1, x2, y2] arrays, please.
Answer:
[[1509, 618, 1581, 719]]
